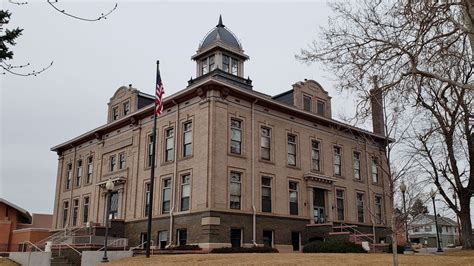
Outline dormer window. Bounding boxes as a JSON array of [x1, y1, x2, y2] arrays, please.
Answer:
[[112, 106, 119, 121], [303, 96, 311, 112], [231, 58, 238, 75], [223, 55, 230, 72], [317, 100, 325, 116], [123, 101, 130, 116], [201, 55, 216, 75]]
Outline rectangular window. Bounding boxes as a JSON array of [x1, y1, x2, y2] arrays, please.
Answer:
[[209, 55, 215, 71], [353, 152, 361, 180], [183, 122, 193, 157], [76, 160, 82, 187], [86, 156, 93, 184], [144, 182, 151, 217], [147, 135, 154, 168], [202, 58, 209, 75], [82, 197, 90, 223], [303, 95, 311, 111], [223, 55, 230, 73], [83, 197, 90, 224], [140, 233, 148, 250], [333, 146, 342, 176], [162, 179, 171, 214], [289, 181, 299, 215], [109, 155, 116, 172], [230, 172, 242, 209], [287, 134, 297, 166], [181, 174, 190, 211], [263, 230, 273, 248], [231, 57, 238, 75], [311, 140, 321, 171], [109, 192, 119, 219], [177, 229, 187, 245], [375, 195, 382, 224], [356, 193, 364, 223], [62, 201, 69, 227], [424, 225, 432, 232], [317, 100, 325, 116], [119, 152, 126, 169], [112, 106, 119, 121], [372, 157, 379, 183], [230, 119, 242, 155], [123, 101, 130, 116], [230, 229, 242, 248], [336, 189, 345, 221], [261, 176, 272, 213], [72, 199, 79, 226], [66, 163, 72, 190], [164, 128, 174, 162], [157, 231, 168, 249], [260, 127, 271, 160]]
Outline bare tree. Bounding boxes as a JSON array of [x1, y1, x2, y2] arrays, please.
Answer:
[[298, 0, 473, 249], [1, 0, 118, 76]]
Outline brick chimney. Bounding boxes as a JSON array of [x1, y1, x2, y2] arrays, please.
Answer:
[[370, 76, 385, 136]]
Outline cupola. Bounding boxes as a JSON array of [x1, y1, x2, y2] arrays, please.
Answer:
[[192, 15, 249, 78]]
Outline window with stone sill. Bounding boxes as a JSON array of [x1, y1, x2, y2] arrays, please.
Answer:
[[230, 172, 242, 210], [183, 121, 193, 157], [230, 119, 242, 155], [83, 196, 90, 223], [289, 181, 299, 215], [317, 100, 325, 116], [260, 127, 271, 161], [164, 128, 174, 162], [303, 95, 311, 112], [287, 134, 297, 166], [109, 155, 116, 172], [66, 163, 72, 190], [162, 179, 171, 214], [333, 146, 342, 176], [119, 152, 126, 170], [353, 152, 361, 180], [86, 156, 93, 184], [180, 174, 190, 211], [75, 160, 82, 187], [311, 140, 321, 172], [123, 101, 130, 116]]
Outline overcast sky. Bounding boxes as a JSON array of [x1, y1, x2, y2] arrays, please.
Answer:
[[0, 1, 471, 223]]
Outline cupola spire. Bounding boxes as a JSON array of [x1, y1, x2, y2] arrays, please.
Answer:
[[217, 14, 224, 27]]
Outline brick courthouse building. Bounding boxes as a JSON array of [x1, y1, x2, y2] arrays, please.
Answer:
[[51, 17, 392, 252]]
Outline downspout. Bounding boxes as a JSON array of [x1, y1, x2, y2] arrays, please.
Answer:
[[251, 99, 258, 246], [170, 100, 179, 245]]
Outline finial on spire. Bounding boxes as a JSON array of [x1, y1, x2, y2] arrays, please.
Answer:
[[217, 14, 224, 27]]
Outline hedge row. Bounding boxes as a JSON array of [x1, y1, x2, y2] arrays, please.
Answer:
[[211, 246, 279, 253], [302, 241, 366, 253], [165, 244, 201, 250]]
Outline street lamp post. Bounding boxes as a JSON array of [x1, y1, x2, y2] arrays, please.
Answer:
[[102, 179, 115, 263], [400, 181, 412, 252], [430, 188, 443, 253]]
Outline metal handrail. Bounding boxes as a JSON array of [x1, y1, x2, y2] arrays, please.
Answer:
[[36, 226, 86, 247], [129, 241, 148, 251], [340, 223, 375, 243], [20, 241, 43, 252], [57, 242, 82, 256], [98, 238, 127, 251]]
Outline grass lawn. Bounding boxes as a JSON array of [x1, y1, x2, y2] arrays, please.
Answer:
[[108, 250, 474, 265]]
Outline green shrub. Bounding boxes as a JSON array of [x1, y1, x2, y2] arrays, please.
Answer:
[[211, 246, 279, 253], [303, 240, 366, 253], [165, 244, 201, 250]]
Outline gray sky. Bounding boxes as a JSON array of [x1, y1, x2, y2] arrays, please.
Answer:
[[0, 0, 471, 224]]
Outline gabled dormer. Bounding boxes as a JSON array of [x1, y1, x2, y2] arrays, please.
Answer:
[[107, 85, 154, 123], [191, 15, 249, 78], [273, 79, 332, 118]]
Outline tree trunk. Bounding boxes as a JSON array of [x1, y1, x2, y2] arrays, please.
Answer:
[[459, 196, 473, 249]]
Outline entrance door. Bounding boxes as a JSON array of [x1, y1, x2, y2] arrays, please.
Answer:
[[313, 188, 325, 223], [291, 232, 300, 251], [230, 229, 242, 247]]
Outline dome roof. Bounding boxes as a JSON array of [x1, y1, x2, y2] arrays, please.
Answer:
[[200, 15, 242, 50]]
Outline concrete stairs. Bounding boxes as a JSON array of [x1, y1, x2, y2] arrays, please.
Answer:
[[50, 256, 74, 266], [330, 224, 388, 253]]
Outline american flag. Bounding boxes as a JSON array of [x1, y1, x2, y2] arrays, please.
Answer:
[[155, 63, 164, 115]]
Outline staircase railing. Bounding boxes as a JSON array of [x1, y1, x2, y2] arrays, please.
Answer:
[[19, 241, 43, 252], [57, 242, 82, 257], [98, 238, 128, 251], [129, 241, 150, 251], [338, 223, 375, 243]]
